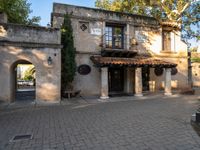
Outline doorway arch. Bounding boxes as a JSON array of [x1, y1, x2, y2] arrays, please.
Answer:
[[11, 60, 36, 102]]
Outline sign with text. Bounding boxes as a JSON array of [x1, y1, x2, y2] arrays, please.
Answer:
[[135, 31, 148, 42], [91, 28, 102, 35]]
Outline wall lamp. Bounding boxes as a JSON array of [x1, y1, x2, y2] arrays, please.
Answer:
[[47, 56, 53, 65]]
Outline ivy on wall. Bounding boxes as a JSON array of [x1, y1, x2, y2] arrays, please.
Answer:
[[61, 14, 76, 91]]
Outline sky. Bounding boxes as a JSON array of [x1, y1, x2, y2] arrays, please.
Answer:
[[28, 0, 96, 26], [28, 0, 199, 47]]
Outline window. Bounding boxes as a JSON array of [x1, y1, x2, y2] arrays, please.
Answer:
[[162, 30, 171, 51], [105, 24, 124, 49]]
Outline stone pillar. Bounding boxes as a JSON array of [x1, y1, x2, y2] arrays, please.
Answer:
[[102, 21, 106, 48], [135, 67, 143, 97], [100, 67, 109, 99], [124, 68, 133, 93], [164, 68, 172, 95], [126, 24, 130, 50]]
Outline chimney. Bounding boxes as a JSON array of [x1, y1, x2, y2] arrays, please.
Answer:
[[0, 12, 8, 23]]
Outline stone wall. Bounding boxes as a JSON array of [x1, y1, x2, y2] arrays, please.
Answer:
[[52, 3, 159, 28], [0, 23, 60, 44], [0, 23, 61, 102]]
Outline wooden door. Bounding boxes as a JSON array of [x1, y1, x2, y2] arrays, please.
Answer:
[[109, 68, 124, 92], [142, 67, 150, 91]]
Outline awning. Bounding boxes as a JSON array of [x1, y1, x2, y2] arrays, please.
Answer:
[[90, 56, 177, 68]]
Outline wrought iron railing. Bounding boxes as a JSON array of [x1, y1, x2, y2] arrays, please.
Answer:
[[100, 33, 130, 50]]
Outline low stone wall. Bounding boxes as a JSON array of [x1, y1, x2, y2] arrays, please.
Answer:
[[0, 23, 60, 44]]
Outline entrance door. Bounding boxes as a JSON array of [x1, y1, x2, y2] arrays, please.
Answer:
[[142, 67, 150, 91], [109, 68, 124, 92]]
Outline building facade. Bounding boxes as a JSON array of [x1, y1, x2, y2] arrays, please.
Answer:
[[52, 3, 188, 99]]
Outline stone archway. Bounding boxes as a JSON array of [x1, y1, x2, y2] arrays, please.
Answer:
[[11, 60, 36, 102], [0, 22, 61, 103]]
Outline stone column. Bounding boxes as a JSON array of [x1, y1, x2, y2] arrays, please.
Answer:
[[126, 24, 130, 50], [135, 67, 143, 97], [164, 68, 172, 95], [125, 68, 133, 93], [102, 21, 106, 48], [100, 67, 109, 99]]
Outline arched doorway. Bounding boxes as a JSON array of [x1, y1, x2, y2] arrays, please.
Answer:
[[11, 60, 36, 101]]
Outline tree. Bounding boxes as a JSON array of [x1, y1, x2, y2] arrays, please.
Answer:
[[61, 14, 76, 91], [95, 0, 200, 42], [181, 2, 200, 41], [23, 66, 35, 81], [190, 46, 198, 52], [0, 0, 40, 25]]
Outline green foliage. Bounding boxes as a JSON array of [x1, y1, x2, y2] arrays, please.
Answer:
[[24, 75, 34, 81], [181, 1, 200, 42], [0, 0, 40, 25], [95, 0, 146, 14], [61, 14, 76, 91], [191, 57, 200, 63], [23, 66, 35, 81], [95, 0, 112, 10], [190, 47, 198, 52], [95, 0, 200, 42]]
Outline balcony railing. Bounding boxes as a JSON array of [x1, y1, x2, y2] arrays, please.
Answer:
[[100, 33, 130, 50], [100, 34, 138, 58]]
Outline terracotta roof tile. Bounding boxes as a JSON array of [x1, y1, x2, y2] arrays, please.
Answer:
[[90, 56, 177, 68], [161, 21, 181, 29]]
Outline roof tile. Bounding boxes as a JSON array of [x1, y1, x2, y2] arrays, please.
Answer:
[[90, 56, 177, 67]]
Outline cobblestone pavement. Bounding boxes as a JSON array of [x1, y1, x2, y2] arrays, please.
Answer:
[[1, 94, 200, 150]]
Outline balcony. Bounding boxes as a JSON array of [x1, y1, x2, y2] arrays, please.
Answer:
[[100, 34, 137, 58]]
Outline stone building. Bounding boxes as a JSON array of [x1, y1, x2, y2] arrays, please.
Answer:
[[52, 3, 188, 99], [0, 12, 61, 103]]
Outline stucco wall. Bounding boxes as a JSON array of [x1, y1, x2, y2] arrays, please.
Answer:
[[0, 23, 61, 102], [74, 54, 101, 96], [71, 18, 102, 53], [70, 18, 102, 96], [150, 56, 188, 90], [147, 27, 188, 90]]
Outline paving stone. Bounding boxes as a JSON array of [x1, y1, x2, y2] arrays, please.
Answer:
[[0, 94, 200, 149]]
